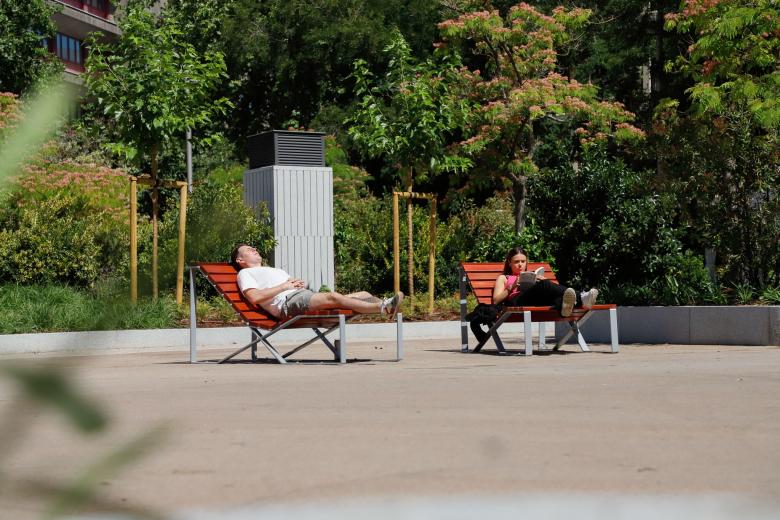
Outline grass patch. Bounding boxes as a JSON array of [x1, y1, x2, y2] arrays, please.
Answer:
[[0, 284, 482, 334], [0, 283, 178, 334]]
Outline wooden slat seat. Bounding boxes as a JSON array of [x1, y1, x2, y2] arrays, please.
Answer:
[[459, 262, 619, 356], [188, 262, 402, 364]]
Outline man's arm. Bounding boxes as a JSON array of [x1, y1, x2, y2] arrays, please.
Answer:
[[242, 278, 305, 306]]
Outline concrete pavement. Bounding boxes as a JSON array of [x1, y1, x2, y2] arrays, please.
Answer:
[[0, 340, 778, 518]]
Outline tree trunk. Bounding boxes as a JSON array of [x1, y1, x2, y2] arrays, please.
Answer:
[[151, 142, 159, 301], [513, 175, 527, 235], [406, 167, 414, 304]]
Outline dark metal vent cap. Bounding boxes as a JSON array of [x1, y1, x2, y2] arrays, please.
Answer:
[[247, 130, 326, 169]]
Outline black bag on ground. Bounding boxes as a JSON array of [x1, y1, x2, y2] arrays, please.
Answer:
[[465, 303, 502, 344]]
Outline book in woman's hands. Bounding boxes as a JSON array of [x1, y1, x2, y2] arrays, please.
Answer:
[[517, 266, 546, 291]]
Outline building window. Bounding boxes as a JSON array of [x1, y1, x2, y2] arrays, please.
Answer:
[[54, 33, 85, 72]]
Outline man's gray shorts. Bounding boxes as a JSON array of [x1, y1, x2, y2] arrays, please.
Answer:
[[281, 289, 315, 319]]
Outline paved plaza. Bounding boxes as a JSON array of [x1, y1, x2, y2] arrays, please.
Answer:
[[1, 339, 779, 518]]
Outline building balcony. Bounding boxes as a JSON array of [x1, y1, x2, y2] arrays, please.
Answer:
[[49, 0, 120, 42]]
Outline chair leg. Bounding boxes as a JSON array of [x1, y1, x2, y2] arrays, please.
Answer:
[[260, 337, 287, 363], [539, 322, 546, 351], [189, 267, 198, 363], [523, 311, 533, 356], [555, 321, 575, 350], [459, 267, 469, 352], [396, 312, 404, 361], [338, 314, 346, 364], [475, 313, 509, 353], [609, 307, 620, 353], [572, 321, 590, 352]]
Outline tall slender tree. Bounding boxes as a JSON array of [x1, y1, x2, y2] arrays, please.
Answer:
[[85, 4, 230, 298]]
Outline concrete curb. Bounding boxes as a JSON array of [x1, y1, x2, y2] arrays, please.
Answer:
[[555, 306, 780, 346], [1, 320, 521, 355], [2, 306, 778, 355]]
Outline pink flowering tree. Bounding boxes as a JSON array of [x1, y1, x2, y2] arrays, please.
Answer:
[[438, 2, 644, 234]]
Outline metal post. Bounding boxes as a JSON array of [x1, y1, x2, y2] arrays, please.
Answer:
[[186, 128, 193, 193], [189, 267, 197, 363]]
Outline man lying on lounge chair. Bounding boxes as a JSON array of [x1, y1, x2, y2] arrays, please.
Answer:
[[230, 244, 403, 320]]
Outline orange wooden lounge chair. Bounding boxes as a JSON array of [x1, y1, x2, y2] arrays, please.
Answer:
[[187, 262, 403, 364], [459, 262, 619, 355]]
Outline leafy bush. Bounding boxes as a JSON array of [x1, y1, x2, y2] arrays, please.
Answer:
[[528, 149, 718, 305], [137, 181, 275, 293], [334, 192, 554, 296], [0, 158, 129, 286], [760, 287, 780, 305], [334, 195, 393, 294], [654, 106, 779, 292], [0, 92, 22, 138]]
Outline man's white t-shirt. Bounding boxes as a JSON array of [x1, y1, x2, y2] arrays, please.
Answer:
[[236, 266, 295, 312]]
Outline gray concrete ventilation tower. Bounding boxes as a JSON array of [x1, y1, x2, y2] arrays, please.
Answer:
[[243, 130, 334, 291]]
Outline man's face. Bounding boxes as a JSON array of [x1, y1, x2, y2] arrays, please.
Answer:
[[237, 245, 262, 267]]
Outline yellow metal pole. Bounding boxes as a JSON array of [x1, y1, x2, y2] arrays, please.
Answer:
[[175, 184, 188, 305], [393, 192, 400, 293], [130, 176, 138, 303], [407, 198, 414, 305], [428, 197, 436, 315]]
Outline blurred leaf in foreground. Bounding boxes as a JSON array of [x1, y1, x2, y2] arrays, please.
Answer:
[[0, 80, 73, 187], [0, 364, 107, 433]]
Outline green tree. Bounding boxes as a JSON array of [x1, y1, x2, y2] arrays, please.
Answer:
[[665, 0, 779, 130], [347, 31, 470, 300], [218, 0, 446, 138], [347, 31, 470, 191], [0, 0, 62, 94], [656, 0, 780, 289], [438, 1, 645, 234], [85, 4, 230, 298]]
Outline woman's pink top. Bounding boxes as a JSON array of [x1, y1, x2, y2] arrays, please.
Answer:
[[505, 274, 521, 300]]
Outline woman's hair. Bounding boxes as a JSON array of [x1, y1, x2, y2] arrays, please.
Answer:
[[502, 246, 527, 275], [230, 243, 250, 272]]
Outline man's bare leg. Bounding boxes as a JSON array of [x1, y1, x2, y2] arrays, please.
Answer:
[[346, 291, 381, 303], [309, 292, 382, 314]]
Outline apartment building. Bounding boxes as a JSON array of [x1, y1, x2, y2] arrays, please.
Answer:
[[45, 0, 122, 85]]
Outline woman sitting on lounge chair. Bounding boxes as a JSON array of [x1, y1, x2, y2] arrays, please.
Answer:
[[467, 247, 598, 343], [493, 246, 599, 317]]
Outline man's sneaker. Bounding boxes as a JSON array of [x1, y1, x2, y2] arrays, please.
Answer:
[[381, 292, 404, 318], [581, 288, 599, 309], [561, 287, 576, 317]]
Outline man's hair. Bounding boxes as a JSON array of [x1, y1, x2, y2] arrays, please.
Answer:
[[230, 243, 249, 272]]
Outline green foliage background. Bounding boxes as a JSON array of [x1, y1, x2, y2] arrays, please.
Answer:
[[0, 0, 778, 334]]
